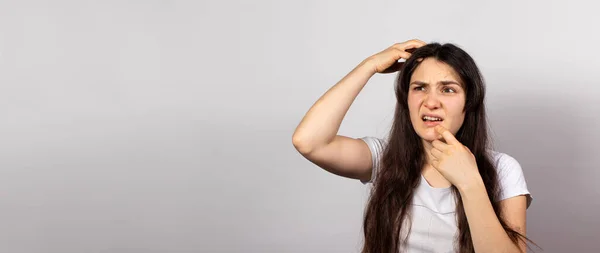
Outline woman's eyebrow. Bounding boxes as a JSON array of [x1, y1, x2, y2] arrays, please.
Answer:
[[410, 80, 461, 86], [439, 80, 461, 86], [410, 81, 427, 86]]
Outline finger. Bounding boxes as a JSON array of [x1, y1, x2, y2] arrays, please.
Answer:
[[434, 125, 461, 146], [405, 47, 417, 54], [405, 41, 426, 51], [391, 48, 412, 60], [392, 43, 418, 53], [432, 139, 449, 151], [425, 147, 436, 162], [395, 39, 427, 51], [409, 38, 427, 45], [430, 147, 443, 159], [464, 145, 474, 155], [431, 159, 440, 169]]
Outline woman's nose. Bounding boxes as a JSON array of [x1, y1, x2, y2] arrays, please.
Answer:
[[423, 94, 441, 109]]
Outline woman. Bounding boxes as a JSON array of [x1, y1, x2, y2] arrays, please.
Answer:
[[292, 39, 534, 253]]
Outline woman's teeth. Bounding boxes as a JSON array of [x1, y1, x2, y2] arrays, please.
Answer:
[[423, 116, 443, 121]]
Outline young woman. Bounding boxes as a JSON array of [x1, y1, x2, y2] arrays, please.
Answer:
[[292, 39, 534, 253]]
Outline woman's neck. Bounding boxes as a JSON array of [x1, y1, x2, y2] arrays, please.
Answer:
[[422, 139, 436, 164], [421, 139, 452, 188]]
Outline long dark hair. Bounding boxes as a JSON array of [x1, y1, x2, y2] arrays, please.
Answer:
[[361, 43, 532, 253]]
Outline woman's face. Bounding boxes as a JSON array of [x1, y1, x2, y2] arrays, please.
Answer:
[[408, 58, 466, 142]]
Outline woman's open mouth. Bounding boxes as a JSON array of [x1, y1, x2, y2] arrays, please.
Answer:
[[422, 115, 443, 127]]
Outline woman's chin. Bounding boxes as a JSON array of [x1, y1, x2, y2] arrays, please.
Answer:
[[421, 136, 439, 142], [417, 131, 442, 142]]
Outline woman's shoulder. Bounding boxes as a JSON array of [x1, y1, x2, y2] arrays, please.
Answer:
[[487, 150, 532, 206], [487, 150, 525, 180], [488, 150, 520, 168]]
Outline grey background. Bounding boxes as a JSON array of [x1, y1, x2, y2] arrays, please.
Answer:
[[0, 0, 598, 252]]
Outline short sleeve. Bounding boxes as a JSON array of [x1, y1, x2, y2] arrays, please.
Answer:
[[494, 152, 533, 208], [359, 137, 386, 184]]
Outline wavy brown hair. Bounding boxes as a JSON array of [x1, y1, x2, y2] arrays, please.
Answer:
[[361, 43, 534, 253]]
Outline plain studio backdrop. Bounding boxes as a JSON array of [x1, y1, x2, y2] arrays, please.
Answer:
[[0, 0, 598, 252]]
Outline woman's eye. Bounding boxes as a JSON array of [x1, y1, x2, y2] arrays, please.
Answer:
[[442, 87, 456, 93], [413, 86, 425, 91]]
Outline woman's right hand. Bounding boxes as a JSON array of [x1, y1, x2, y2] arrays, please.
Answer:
[[365, 39, 427, 74]]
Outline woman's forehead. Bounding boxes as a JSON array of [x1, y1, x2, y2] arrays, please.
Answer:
[[410, 58, 463, 86]]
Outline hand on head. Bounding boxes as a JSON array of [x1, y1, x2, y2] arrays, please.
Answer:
[[365, 39, 427, 74]]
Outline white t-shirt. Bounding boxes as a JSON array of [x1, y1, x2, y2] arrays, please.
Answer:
[[360, 137, 532, 253]]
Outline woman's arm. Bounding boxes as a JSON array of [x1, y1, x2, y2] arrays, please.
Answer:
[[292, 60, 378, 181], [459, 182, 528, 253], [429, 125, 527, 253], [292, 39, 425, 181]]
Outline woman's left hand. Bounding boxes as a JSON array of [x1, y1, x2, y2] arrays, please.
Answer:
[[430, 125, 483, 191]]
